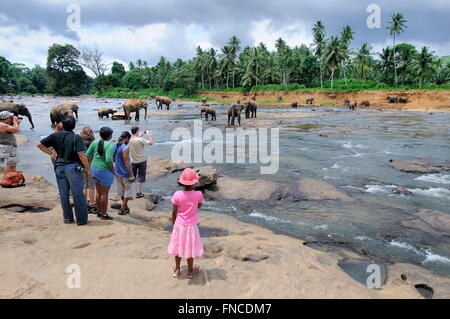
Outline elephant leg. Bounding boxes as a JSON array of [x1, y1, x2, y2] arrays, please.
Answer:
[[237, 114, 241, 126], [135, 110, 140, 121], [106, 114, 109, 118]]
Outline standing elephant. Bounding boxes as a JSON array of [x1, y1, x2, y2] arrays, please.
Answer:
[[344, 99, 351, 108], [122, 99, 148, 121], [387, 96, 398, 103], [200, 106, 216, 121], [0, 102, 34, 128], [348, 100, 357, 111], [49, 104, 79, 126], [399, 97, 408, 103], [227, 102, 244, 126], [243, 101, 257, 119], [306, 98, 314, 104], [98, 108, 117, 118], [291, 102, 298, 109], [155, 96, 172, 110]]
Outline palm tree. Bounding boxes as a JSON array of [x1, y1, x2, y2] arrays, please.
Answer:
[[312, 21, 326, 88], [339, 25, 354, 86], [193, 46, 206, 89], [205, 48, 218, 90], [387, 12, 407, 86], [275, 38, 289, 84], [219, 45, 233, 88], [228, 35, 241, 88], [378, 47, 394, 83], [355, 43, 373, 79], [413, 46, 435, 89], [322, 36, 343, 89], [241, 47, 264, 87]]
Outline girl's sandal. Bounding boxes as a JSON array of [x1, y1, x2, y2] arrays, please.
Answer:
[[187, 265, 201, 279], [118, 208, 126, 215], [172, 265, 180, 278]]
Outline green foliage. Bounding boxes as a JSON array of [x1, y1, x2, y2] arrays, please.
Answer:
[[46, 44, 88, 95]]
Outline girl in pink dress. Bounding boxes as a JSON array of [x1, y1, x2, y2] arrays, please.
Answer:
[[168, 168, 205, 278]]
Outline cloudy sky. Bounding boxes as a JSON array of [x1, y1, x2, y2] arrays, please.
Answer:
[[1, 0, 449, 73]]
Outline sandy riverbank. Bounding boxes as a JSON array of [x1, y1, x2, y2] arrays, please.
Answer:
[[199, 90, 450, 113], [1, 174, 449, 299]]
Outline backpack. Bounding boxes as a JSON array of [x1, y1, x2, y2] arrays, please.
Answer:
[[0, 171, 26, 188]]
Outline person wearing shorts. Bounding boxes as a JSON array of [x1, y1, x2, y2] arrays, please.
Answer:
[[128, 126, 153, 198], [80, 126, 96, 213], [0, 111, 21, 175], [114, 131, 135, 215], [86, 127, 115, 220]]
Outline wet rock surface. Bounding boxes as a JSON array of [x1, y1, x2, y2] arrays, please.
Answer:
[[402, 209, 450, 237], [388, 159, 450, 173], [297, 178, 353, 201], [146, 157, 191, 178], [193, 166, 218, 189]]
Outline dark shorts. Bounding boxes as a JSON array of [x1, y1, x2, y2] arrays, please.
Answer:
[[132, 160, 147, 183]]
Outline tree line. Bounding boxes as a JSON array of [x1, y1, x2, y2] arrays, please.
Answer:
[[1, 13, 449, 96]]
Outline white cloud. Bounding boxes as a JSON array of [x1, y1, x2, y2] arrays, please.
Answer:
[[249, 19, 314, 50]]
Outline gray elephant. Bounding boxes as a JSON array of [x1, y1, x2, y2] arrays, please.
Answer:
[[344, 99, 351, 108], [155, 96, 171, 110], [49, 104, 79, 126], [291, 102, 298, 109], [200, 106, 216, 121], [347, 100, 357, 111], [387, 96, 398, 103], [122, 99, 148, 121], [243, 101, 257, 119], [306, 98, 314, 104], [98, 108, 117, 118], [399, 97, 408, 103], [227, 102, 244, 126], [0, 102, 34, 128], [360, 100, 370, 107]]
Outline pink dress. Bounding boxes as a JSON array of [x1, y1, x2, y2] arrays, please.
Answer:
[[167, 190, 205, 259]]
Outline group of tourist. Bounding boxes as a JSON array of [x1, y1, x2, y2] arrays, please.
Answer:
[[37, 116, 153, 224], [1, 111, 205, 278]]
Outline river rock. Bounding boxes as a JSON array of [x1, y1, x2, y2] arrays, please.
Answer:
[[194, 166, 218, 189], [388, 159, 450, 173], [205, 176, 278, 200], [146, 157, 191, 178], [297, 178, 353, 201], [402, 209, 450, 237], [392, 186, 412, 195]]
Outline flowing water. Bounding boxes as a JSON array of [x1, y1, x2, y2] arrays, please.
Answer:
[[13, 95, 450, 276]]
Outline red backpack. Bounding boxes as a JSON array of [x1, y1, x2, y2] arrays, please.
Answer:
[[0, 171, 25, 188]]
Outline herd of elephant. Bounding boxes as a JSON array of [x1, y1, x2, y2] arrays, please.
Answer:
[[0, 93, 410, 130]]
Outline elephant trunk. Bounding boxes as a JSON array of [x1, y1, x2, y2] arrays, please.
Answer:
[[24, 108, 34, 129], [144, 106, 147, 119], [74, 110, 79, 119]]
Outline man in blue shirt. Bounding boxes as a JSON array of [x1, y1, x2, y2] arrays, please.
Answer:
[[114, 131, 135, 215]]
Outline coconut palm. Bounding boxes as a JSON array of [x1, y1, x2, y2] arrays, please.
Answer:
[[322, 36, 344, 89], [228, 35, 241, 88], [413, 46, 436, 89], [312, 21, 326, 88], [241, 47, 264, 87], [355, 43, 373, 79], [387, 12, 408, 86], [205, 48, 218, 90]]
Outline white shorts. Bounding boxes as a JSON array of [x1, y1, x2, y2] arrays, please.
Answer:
[[116, 177, 135, 199], [0, 144, 18, 166]]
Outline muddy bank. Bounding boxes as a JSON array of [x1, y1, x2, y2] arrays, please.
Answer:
[[1, 174, 450, 298], [200, 90, 450, 113]]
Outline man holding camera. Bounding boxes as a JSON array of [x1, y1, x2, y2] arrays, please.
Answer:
[[37, 116, 91, 226], [0, 111, 21, 175], [128, 126, 153, 198]]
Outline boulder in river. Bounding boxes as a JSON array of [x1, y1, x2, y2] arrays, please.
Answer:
[[297, 178, 353, 201], [205, 176, 278, 200], [392, 186, 412, 195], [194, 166, 218, 189], [146, 157, 191, 178], [402, 209, 450, 237], [388, 159, 450, 173]]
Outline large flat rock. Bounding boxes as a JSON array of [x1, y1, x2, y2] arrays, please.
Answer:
[[389, 159, 450, 173], [206, 176, 278, 200], [297, 178, 353, 201]]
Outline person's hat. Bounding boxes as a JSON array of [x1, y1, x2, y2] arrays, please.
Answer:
[[178, 168, 200, 186], [0, 111, 14, 120]]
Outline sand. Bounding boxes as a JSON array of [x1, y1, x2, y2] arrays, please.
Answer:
[[1, 173, 450, 299], [199, 90, 450, 113]]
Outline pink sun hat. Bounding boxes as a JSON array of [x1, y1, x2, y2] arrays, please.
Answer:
[[178, 168, 200, 186]]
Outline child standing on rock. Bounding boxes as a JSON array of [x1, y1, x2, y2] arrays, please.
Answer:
[[168, 168, 204, 278]]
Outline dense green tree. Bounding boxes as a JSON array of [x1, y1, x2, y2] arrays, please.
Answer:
[[46, 43, 88, 95], [387, 13, 408, 86]]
